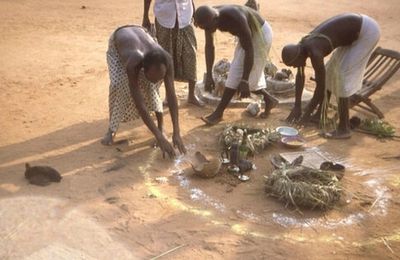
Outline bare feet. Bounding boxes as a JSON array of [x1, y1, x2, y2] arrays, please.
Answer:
[[201, 114, 222, 126], [188, 95, 205, 107], [323, 129, 352, 139], [259, 111, 270, 119], [101, 129, 115, 146], [261, 96, 278, 118]]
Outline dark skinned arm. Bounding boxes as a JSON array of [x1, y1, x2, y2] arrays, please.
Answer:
[[142, 0, 152, 30], [164, 57, 186, 154], [126, 58, 176, 158], [237, 22, 253, 83], [301, 53, 325, 123], [235, 14, 254, 98], [204, 30, 215, 92], [192, 1, 195, 18], [286, 66, 305, 123]]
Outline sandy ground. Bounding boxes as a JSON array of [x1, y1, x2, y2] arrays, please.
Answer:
[[1, 0, 400, 259]]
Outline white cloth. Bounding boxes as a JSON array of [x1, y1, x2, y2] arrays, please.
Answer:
[[225, 21, 273, 91], [153, 0, 193, 29], [325, 15, 380, 97]]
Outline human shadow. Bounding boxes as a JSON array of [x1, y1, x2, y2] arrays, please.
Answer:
[[0, 118, 166, 195]]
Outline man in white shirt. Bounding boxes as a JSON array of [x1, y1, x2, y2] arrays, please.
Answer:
[[143, 0, 204, 107]]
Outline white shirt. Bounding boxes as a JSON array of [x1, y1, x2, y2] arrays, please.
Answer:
[[154, 0, 193, 29]]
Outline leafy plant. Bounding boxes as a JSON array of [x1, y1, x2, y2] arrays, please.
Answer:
[[360, 118, 396, 138]]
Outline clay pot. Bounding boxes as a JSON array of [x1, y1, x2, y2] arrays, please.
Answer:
[[190, 152, 221, 178]]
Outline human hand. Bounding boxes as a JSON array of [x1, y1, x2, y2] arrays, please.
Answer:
[[297, 103, 314, 125], [172, 133, 187, 155], [238, 81, 250, 99], [286, 107, 302, 124], [204, 74, 215, 93], [157, 135, 176, 159], [298, 112, 312, 126]]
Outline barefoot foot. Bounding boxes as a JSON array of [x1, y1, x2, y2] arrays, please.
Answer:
[[323, 129, 351, 139], [263, 95, 279, 117], [101, 130, 115, 146], [259, 111, 270, 119], [201, 114, 222, 126]]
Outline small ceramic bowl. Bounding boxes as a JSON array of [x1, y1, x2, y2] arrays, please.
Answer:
[[276, 126, 299, 137], [281, 136, 305, 149]]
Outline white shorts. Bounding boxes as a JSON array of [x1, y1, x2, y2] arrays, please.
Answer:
[[225, 21, 273, 91], [325, 15, 380, 97]]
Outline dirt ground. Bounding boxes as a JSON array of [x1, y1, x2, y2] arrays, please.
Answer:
[[1, 0, 400, 259]]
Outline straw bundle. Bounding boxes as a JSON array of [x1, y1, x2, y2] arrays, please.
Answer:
[[265, 166, 342, 209]]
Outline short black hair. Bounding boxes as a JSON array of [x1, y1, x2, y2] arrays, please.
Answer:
[[142, 48, 170, 71]]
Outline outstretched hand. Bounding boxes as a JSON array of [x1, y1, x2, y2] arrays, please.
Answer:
[[298, 112, 313, 126], [286, 107, 302, 124], [204, 74, 215, 93], [172, 133, 187, 155], [238, 81, 250, 99], [157, 135, 176, 159]]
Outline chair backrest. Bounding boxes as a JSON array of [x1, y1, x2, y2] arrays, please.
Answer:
[[361, 47, 400, 97]]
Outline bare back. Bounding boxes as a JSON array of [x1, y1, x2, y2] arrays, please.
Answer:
[[215, 5, 264, 36], [113, 26, 159, 68], [310, 13, 363, 48]]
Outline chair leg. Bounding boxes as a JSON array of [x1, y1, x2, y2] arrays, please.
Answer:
[[357, 98, 385, 118]]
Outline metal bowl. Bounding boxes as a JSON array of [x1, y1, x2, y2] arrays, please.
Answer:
[[276, 126, 299, 137], [281, 136, 305, 149]]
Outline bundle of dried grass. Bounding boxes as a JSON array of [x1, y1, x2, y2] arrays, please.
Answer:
[[219, 125, 280, 155], [265, 166, 342, 209]]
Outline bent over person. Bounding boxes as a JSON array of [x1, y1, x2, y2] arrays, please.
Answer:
[[101, 25, 186, 158], [142, 0, 203, 107], [194, 5, 278, 125], [282, 13, 380, 139]]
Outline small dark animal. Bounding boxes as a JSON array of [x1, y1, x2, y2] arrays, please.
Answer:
[[25, 163, 62, 186]]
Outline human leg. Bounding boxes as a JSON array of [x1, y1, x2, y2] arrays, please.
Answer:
[[156, 111, 163, 132], [187, 79, 205, 107], [252, 89, 278, 118], [324, 97, 351, 139], [201, 87, 236, 125], [101, 128, 115, 146]]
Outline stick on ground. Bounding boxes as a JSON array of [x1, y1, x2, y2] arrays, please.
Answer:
[[150, 244, 186, 260]]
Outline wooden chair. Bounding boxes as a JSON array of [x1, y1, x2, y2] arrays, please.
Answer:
[[350, 47, 400, 118]]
